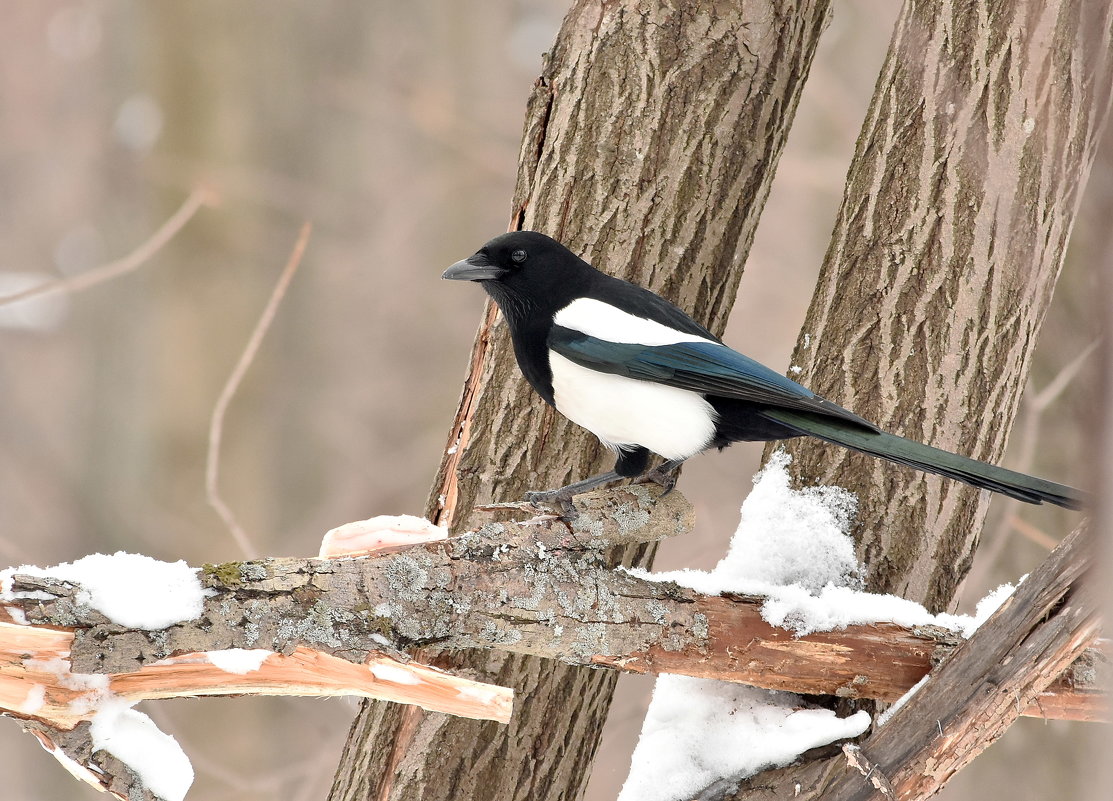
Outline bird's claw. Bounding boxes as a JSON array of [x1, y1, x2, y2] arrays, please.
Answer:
[[525, 489, 578, 519], [641, 461, 681, 497]]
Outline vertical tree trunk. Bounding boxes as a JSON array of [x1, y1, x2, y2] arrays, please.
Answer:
[[329, 2, 833, 799], [736, 1, 1112, 799], [770, 0, 1113, 611]]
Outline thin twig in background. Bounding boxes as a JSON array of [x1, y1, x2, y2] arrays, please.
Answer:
[[965, 339, 1099, 598], [206, 222, 312, 559], [0, 187, 214, 307]]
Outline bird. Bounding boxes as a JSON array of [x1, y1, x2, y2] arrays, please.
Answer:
[[443, 230, 1084, 514]]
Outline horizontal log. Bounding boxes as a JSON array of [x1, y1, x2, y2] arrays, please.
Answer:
[[2, 489, 1101, 723]]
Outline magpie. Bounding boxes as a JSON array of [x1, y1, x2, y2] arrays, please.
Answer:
[[443, 231, 1084, 513]]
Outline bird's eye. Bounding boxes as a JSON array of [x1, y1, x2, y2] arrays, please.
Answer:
[[511, 249, 527, 264]]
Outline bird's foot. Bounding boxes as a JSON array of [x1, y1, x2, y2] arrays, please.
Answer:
[[639, 459, 684, 496], [525, 470, 624, 518], [524, 488, 578, 518]]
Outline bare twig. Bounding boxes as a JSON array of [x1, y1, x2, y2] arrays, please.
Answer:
[[966, 340, 1098, 597], [0, 188, 213, 307], [205, 223, 311, 558]]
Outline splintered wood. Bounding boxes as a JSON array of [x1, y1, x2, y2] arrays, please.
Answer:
[[0, 622, 511, 728]]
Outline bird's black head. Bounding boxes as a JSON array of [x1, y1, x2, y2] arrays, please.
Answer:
[[443, 231, 594, 323]]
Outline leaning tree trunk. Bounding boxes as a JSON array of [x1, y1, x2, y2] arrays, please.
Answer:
[[737, 1, 1113, 800], [328, 2, 833, 799], [769, 0, 1113, 611]]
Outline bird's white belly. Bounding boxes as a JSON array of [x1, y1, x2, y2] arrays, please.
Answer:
[[548, 351, 716, 460]]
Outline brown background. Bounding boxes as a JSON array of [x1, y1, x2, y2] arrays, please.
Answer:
[[0, 2, 1099, 799]]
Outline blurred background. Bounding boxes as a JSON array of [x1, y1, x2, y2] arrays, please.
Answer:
[[0, 2, 1102, 799]]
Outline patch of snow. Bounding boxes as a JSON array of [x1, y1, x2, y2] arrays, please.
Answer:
[[205, 649, 272, 675], [456, 684, 507, 705], [1, 552, 205, 630], [23, 657, 109, 715], [370, 662, 422, 685], [961, 579, 1019, 637], [89, 700, 193, 801], [619, 678, 870, 801], [622, 451, 1020, 800], [622, 452, 874, 800], [19, 684, 46, 714], [626, 452, 1018, 637], [7, 607, 28, 625]]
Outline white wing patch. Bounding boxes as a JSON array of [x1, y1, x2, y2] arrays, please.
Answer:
[[553, 298, 715, 346], [549, 352, 716, 460]]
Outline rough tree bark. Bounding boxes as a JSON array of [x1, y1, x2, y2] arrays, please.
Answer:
[[329, 2, 834, 800], [770, 0, 1113, 610], [738, 1, 1113, 799], [2, 503, 1099, 801]]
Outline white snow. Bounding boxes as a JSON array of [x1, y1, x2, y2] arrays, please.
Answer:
[[7, 607, 27, 625], [205, 648, 272, 675], [456, 684, 509, 705], [620, 451, 1020, 801], [2, 552, 208, 798], [22, 657, 109, 714], [961, 579, 1020, 637], [19, 684, 46, 714], [626, 452, 1018, 636], [89, 699, 194, 801], [1, 552, 205, 630], [619, 678, 870, 801], [370, 662, 422, 685]]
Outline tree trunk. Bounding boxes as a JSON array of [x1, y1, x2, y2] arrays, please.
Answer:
[[329, 1, 833, 799], [737, 1, 1113, 799], [769, 0, 1113, 611]]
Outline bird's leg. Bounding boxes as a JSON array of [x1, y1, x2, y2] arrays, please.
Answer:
[[640, 458, 685, 495], [526, 471, 624, 516], [526, 448, 652, 516]]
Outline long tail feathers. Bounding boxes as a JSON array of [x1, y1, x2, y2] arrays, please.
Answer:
[[764, 410, 1086, 510]]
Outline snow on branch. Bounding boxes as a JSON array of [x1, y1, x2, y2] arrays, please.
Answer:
[[717, 525, 1103, 801], [0, 487, 1104, 800]]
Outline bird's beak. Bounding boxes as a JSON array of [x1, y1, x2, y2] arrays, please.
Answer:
[[442, 254, 507, 281]]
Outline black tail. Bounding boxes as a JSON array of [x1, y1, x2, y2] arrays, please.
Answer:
[[764, 410, 1085, 510]]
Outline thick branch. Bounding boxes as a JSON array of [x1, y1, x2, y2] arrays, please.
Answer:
[[3, 491, 1102, 726], [725, 527, 1102, 801]]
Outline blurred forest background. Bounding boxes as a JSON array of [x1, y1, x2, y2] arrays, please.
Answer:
[[0, 2, 1102, 800]]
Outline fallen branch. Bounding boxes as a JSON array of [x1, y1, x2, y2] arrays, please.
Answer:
[[723, 526, 1101, 801], [0, 623, 511, 729], [0, 491, 1103, 800], [2, 489, 1102, 723]]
